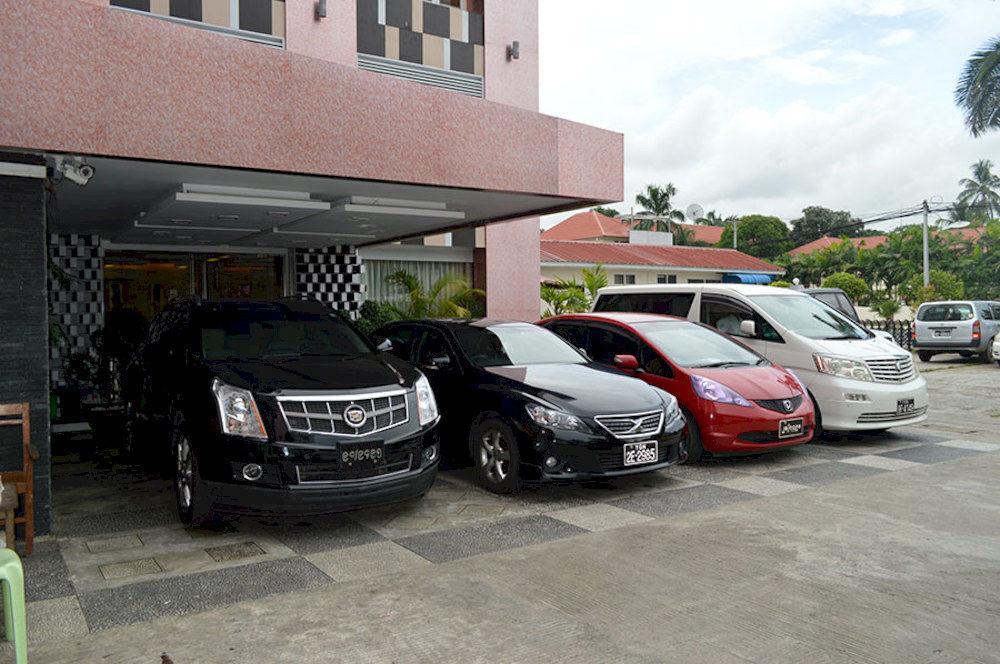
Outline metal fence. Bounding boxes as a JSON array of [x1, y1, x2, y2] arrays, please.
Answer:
[[863, 320, 914, 350]]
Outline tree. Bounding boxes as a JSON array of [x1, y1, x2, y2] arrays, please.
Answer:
[[821, 272, 869, 303], [672, 225, 695, 246], [696, 210, 730, 227], [540, 284, 589, 317], [717, 215, 791, 259], [958, 159, 1000, 220], [872, 299, 902, 321], [386, 270, 484, 318], [901, 270, 965, 307], [956, 36, 1000, 137], [591, 206, 620, 218], [789, 206, 860, 246], [632, 183, 685, 232]]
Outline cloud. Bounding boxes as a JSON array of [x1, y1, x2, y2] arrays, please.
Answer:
[[763, 49, 884, 85], [876, 28, 918, 47]]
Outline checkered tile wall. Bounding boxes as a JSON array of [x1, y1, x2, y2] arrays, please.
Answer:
[[49, 234, 105, 388], [111, 0, 286, 39], [294, 246, 365, 318]]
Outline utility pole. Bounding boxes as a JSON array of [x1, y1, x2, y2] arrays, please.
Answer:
[[732, 217, 738, 249], [922, 200, 930, 287]]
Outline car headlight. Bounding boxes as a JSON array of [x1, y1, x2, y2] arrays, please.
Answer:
[[525, 404, 589, 432], [654, 388, 682, 424], [813, 355, 873, 382], [415, 375, 439, 426], [212, 379, 267, 440], [690, 375, 753, 407]]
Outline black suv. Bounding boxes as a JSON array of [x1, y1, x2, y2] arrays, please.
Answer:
[[375, 319, 686, 493], [125, 298, 441, 526]]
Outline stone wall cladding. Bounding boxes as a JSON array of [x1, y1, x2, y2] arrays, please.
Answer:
[[48, 234, 105, 388]]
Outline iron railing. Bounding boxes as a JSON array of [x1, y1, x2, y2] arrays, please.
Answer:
[[863, 320, 914, 350]]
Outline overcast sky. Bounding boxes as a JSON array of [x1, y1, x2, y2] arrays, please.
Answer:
[[538, 0, 1000, 231]]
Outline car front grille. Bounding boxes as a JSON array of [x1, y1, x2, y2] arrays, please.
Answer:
[[754, 395, 804, 414], [295, 453, 413, 484], [865, 356, 917, 383], [596, 442, 672, 471], [278, 391, 408, 437], [593, 410, 664, 439], [856, 406, 928, 424]]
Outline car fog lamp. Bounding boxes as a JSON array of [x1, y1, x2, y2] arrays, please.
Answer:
[[423, 444, 439, 462], [242, 463, 263, 481], [544, 456, 559, 469], [844, 393, 870, 402]]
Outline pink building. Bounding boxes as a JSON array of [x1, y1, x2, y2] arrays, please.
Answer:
[[0, 0, 623, 531]]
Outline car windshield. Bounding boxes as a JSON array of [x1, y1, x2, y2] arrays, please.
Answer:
[[749, 294, 869, 340], [634, 321, 765, 368], [917, 303, 974, 322], [452, 324, 585, 367], [198, 303, 372, 361]]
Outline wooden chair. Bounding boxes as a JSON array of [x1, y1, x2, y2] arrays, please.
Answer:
[[0, 404, 36, 556]]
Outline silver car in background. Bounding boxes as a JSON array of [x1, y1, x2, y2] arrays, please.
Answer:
[[913, 301, 1000, 362]]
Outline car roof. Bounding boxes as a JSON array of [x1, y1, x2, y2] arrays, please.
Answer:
[[389, 318, 532, 330], [803, 287, 844, 295], [596, 283, 805, 297], [545, 312, 687, 325]]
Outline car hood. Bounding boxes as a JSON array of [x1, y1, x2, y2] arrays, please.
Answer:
[[805, 336, 908, 359], [691, 366, 801, 400], [208, 353, 418, 394], [484, 363, 664, 415]]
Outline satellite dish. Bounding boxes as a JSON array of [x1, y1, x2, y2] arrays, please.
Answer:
[[685, 204, 704, 222]]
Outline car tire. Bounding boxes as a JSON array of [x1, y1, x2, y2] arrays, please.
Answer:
[[681, 409, 704, 464], [996, 360, 1000, 368], [980, 340, 994, 363], [471, 417, 522, 494], [917, 351, 933, 363], [172, 413, 215, 528], [809, 393, 824, 442]]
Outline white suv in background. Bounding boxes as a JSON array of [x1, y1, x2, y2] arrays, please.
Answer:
[[594, 284, 930, 434]]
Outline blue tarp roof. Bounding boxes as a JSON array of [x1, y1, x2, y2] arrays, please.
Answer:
[[722, 273, 774, 285]]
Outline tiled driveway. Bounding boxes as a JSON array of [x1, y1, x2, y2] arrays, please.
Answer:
[[28, 423, 995, 644]]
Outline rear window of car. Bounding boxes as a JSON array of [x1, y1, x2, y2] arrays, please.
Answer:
[[593, 292, 695, 317], [917, 304, 974, 322]]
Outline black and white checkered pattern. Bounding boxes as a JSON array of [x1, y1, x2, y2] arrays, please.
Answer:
[[294, 246, 365, 318], [49, 234, 104, 388]]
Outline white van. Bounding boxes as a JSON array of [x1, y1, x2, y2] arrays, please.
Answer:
[[593, 284, 929, 433]]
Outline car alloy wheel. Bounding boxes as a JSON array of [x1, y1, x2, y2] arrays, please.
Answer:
[[479, 428, 510, 484], [175, 435, 193, 512], [472, 418, 522, 494]]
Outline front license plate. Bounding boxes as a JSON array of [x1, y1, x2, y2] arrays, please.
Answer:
[[896, 399, 915, 415], [778, 418, 804, 439], [623, 441, 658, 467], [339, 441, 385, 470]]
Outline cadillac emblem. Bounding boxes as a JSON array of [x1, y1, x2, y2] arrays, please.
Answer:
[[344, 405, 368, 428]]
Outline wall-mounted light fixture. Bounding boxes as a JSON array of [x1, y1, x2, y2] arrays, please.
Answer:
[[506, 40, 520, 61], [315, 0, 327, 20]]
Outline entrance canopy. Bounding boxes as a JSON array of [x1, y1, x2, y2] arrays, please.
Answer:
[[47, 155, 592, 248]]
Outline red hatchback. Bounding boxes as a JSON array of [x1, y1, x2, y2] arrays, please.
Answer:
[[539, 313, 815, 461]]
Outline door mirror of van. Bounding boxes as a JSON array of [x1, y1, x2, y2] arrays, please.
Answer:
[[613, 354, 641, 371], [375, 338, 394, 353], [429, 355, 452, 369], [739, 320, 757, 338]]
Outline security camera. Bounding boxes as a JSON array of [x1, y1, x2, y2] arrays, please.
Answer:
[[51, 155, 95, 186]]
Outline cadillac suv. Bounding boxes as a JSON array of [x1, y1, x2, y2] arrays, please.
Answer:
[[124, 297, 441, 526]]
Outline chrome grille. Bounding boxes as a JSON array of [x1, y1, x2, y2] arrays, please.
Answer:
[[857, 406, 928, 424], [865, 356, 917, 383], [594, 410, 664, 439], [278, 391, 408, 437]]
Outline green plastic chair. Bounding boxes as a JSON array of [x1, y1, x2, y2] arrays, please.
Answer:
[[0, 548, 26, 664]]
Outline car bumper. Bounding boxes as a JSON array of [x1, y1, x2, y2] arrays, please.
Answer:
[[913, 340, 985, 351], [807, 374, 929, 431], [202, 462, 438, 517], [992, 342, 1000, 360], [699, 403, 815, 455]]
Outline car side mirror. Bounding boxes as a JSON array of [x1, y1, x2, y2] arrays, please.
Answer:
[[613, 354, 640, 371], [430, 355, 452, 369], [739, 320, 757, 338], [375, 338, 394, 353]]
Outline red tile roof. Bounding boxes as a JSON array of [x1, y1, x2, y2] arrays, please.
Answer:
[[541, 211, 726, 245], [788, 235, 888, 257], [540, 240, 783, 273]]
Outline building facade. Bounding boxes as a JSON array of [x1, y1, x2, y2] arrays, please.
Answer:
[[0, 0, 623, 531]]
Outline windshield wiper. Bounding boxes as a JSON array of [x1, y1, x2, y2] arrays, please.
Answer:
[[693, 361, 752, 368]]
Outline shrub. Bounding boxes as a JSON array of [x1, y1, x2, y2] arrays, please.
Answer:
[[821, 272, 869, 302], [354, 300, 400, 336], [872, 299, 902, 320], [901, 270, 965, 306], [770, 280, 792, 288]]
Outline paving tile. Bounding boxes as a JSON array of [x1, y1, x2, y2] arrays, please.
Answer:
[[545, 503, 654, 532], [27, 596, 89, 644], [23, 547, 74, 602], [840, 455, 923, 471], [793, 441, 859, 458], [306, 541, 433, 581], [269, 515, 385, 556], [78, 557, 332, 631], [762, 460, 887, 487], [873, 428, 950, 445], [668, 463, 754, 483], [938, 439, 1000, 453], [99, 557, 162, 580], [204, 541, 266, 563], [878, 444, 982, 464], [85, 534, 144, 554], [605, 484, 757, 519], [715, 475, 808, 497], [53, 505, 177, 537], [707, 450, 825, 475], [396, 514, 587, 564]]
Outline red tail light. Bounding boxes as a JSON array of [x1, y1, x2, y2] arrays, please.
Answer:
[[910, 323, 916, 341], [973, 320, 982, 341]]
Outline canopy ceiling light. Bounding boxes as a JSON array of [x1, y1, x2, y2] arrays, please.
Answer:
[[330, 196, 466, 221]]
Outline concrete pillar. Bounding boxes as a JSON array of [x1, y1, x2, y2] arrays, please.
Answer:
[[0, 161, 51, 533]]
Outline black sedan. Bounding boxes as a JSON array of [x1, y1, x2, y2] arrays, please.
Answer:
[[375, 320, 686, 493]]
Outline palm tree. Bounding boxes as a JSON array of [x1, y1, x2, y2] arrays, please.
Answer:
[[696, 210, 727, 227], [958, 159, 1000, 220], [956, 36, 1000, 137], [632, 183, 685, 232], [672, 225, 695, 246], [386, 270, 484, 318]]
